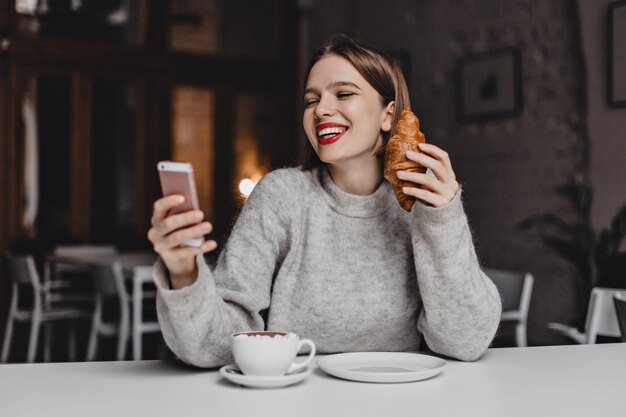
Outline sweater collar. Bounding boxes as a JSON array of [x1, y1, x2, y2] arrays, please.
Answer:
[[316, 166, 396, 218]]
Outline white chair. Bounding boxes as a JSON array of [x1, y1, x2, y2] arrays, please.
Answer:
[[52, 245, 118, 257], [46, 245, 118, 282], [548, 287, 623, 344], [1, 253, 91, 363], [86, 262, 159, 361], [86, 262, 130, 361], [483, 268, 534, 347], [44, 245, 118, 303], [612, 292, 626, 342]]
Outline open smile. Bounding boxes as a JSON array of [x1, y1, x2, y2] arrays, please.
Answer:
[[316, 122, 349, 145]]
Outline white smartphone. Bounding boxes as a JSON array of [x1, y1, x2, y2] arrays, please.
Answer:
[[157, 161, 204, 248]]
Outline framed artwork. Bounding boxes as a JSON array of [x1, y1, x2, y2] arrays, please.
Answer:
[[456, 48, 522, 122], [609, 0, 626, 107]]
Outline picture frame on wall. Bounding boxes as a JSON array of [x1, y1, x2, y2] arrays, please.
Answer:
[[608, 0, 626, 107], [456, 48, 522, 122]]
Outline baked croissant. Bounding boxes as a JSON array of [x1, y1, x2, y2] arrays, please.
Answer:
[[383, 108, 427, 212]]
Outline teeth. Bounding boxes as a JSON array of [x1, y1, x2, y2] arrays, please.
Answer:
[[318, 127, 346, 138]]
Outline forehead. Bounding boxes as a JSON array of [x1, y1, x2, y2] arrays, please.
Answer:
[[305, 55, 369, 89]]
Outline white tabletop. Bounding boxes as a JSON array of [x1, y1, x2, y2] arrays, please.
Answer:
[[1, 343, 624, 417]]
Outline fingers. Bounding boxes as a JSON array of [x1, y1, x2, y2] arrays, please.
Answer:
[[407, 143, 456, 180], [398, 170, 456, 207], [148, 196, 217, 277], [401, 143, 459, 207], [406, 150, 448, 182], [151, 195, 185, 226], [402, 186, 450, 208], [154, 221, 213, 253], [161, 240, 218, 264], [147, 198, 213, 255], [417, 143, 456, 180], [159, 210, 204, 236], [396, 170, 446, 195]]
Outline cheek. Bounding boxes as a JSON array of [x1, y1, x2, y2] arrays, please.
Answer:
[[341, 99, 362, 117], [342, 100, 385, 131]]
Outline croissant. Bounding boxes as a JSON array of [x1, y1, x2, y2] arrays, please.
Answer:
[[383, 108, 427, 212]]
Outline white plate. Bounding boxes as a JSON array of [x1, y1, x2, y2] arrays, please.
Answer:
[[219, 364, 312, 388], [317, 352, 447, 383]]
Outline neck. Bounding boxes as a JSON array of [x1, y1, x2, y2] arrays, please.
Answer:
[[327, 157, 383, 196]]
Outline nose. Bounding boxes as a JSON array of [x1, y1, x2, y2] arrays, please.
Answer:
[[314, 94, 335, 119]]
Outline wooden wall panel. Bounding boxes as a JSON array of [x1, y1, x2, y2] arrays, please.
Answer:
[[68, 73, 92, 241]]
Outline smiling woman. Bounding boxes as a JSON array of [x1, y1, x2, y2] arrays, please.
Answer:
[[148, 34, 502, 367], [302, 55, 392, 182]]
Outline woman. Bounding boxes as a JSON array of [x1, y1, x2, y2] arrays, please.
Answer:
[[148, 35, 501, 366]]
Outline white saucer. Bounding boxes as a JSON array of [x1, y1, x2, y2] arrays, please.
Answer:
[[317, 352, 446, 383], [219, 365, 312, 388]]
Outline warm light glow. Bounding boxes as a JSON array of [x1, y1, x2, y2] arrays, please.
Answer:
[[238, 178, 256, 197]]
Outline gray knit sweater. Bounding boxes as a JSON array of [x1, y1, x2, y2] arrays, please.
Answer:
[[153, 166, 501, 367]]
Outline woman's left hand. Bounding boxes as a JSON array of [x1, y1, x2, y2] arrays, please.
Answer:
[[397, 142, 460, 208]]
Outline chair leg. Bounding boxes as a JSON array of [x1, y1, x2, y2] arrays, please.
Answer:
[[43, 323, 52, 362], [516, 323, 527, 347], [2, 285, 19, 363], [27, 316, 42, 363], [68, 322, 77, 362], [1, 315, 15, 363], [117, 305, 130, 361], [87, 298, 102, 361], [133, 277, 142, 360]]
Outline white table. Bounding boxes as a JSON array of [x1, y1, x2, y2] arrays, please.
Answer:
[[1, 343, 624, 417], [47, 252, 158, 360]]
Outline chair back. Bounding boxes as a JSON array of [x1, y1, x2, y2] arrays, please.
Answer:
[[612, 292, 626, 342], [89, 262, 129, 304], [483, 268, 533, 314], [5, 253, 41, 289], [584, 287, 623, 343], [53, 245, 117, 258]]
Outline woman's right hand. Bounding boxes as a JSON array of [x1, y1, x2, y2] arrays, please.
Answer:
[[147, 195, 218, 289]]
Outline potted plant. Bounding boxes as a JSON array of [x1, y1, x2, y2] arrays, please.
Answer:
[[518, 178, 626, 318]]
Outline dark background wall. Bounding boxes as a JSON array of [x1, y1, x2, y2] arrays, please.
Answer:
[[300, 0, 626, 345]]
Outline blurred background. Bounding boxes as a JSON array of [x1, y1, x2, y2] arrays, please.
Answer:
[[0, 0, 625, 361]]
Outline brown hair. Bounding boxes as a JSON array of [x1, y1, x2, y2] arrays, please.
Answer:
[[301, 34, 411, 170]]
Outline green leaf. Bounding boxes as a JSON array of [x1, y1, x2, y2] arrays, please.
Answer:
[[553, 181, 592, 217], [541, 236, 592, 278]]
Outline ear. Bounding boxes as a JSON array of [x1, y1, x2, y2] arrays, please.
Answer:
[[381, 101, 395, 132]]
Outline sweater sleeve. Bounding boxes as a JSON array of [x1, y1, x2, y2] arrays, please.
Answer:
[[153, 171, 293, 368], [410, 189, 502, 361]]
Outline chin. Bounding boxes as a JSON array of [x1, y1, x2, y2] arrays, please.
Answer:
[[316, 151, 344, 165]]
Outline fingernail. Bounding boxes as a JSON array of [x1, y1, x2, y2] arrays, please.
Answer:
[[406, 150, 418, 158], [397, 171, 406, 178], [175, 195, 185, 202], [418, 143, 427, 148]]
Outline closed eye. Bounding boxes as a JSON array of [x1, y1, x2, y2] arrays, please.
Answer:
[[337, 92, 355, 99], [304, 98, 319, 107]]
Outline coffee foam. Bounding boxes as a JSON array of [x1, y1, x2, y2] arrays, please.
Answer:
[[234, 332, 295, 340]]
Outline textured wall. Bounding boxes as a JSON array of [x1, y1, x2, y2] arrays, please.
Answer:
[[578, 0, 626, 234], [303, 0, 590, 345]]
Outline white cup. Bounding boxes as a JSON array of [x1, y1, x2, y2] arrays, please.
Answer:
[[232, 331, 316, 377]]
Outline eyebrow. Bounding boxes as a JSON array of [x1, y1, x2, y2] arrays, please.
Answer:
[[304, 81, 362, 95]]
